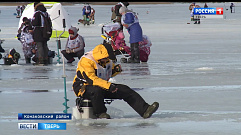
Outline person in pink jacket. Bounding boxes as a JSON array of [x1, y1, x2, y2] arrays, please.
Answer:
[[114, 30, 131, 55]]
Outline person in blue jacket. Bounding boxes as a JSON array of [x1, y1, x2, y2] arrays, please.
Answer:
[[82, 4, 91, 21], [119, 6, 143, 63]]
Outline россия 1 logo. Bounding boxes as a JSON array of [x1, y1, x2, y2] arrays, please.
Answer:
[[194, 8, 223, 15]]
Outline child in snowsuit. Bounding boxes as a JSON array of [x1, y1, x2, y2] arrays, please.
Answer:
[[61, 27, 85, 63], [114, 30, 131, 55], [19, 18, 37, 63]]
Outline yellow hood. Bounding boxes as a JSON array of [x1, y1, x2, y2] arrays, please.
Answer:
[[92, 44, 109, 61]]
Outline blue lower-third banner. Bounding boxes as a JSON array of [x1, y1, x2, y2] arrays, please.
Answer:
[[38, 123, 66, 130]]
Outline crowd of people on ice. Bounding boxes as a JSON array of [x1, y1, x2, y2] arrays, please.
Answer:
[[15, 2, 55, 65], [1, 1, 237, 120], [0, 1, 238, 120], [0, 2, 159, 119], [3, 2, 152, 65], [106, 2, 152, 63], [72, 2, 157, 119], [77, 2, 152, 63]]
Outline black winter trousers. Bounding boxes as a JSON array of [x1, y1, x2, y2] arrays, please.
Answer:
[[130, 42, 140, 61], [82, 84, 149, 117], [36, 41, 49, 64], [61, 49, 84, 60]]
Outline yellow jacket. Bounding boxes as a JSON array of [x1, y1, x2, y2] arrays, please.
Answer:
[[73, 44, 120, 97]]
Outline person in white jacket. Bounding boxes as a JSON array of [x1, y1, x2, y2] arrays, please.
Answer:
[[61, 27, 85, 63]]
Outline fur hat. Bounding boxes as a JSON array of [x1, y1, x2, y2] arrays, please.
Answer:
[[119, 6, 127, 14], [34, 2, 43, 10]]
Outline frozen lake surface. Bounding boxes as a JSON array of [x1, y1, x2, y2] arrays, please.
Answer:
[[0, 2, 241, 135]]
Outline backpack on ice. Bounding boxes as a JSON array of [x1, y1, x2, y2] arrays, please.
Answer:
[[139, 35, 152, 62], [40, 12, 52, 39]]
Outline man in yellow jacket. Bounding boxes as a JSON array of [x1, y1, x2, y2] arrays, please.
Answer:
[[73, 43, 159, 119]]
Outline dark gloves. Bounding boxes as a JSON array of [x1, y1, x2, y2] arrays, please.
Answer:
[[109, 83, 118, 93], [114, 64, 122, 72]]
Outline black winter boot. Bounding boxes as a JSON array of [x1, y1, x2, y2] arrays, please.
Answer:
[[25, 57, 31, 64], [43, 58, 49, 65], [142, 102, 159, 119], [133, 43, 140, 63], [128, 43, 135, 63], [97, 113, 111, 119], [0, 44, 5, 53], [33, 57, 45, 66]]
